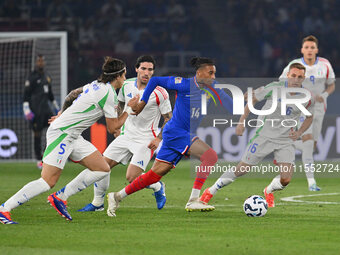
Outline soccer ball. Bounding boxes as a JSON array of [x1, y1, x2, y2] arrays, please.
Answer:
[[243, 195, 268, 217]]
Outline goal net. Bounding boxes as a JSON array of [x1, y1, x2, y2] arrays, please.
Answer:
[[0, 32, 67, 162]]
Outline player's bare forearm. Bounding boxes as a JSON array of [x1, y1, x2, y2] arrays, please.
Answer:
[[132, 101, 146, 115], [61, 87, 83, 112], [157, 111, 172, 140], [298, 115, 313, 136], [106, 113, 128, 134], [239, 104, 250, 122]]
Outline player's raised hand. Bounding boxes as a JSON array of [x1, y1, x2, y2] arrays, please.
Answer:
[[235, 123, 245, 136], [127, 95, 140, 108], [289, 130, 301, 141], [315, 95, 325, 103], [131, 101, 146, 115], [48, 111, 61, 124], [148, 137, 161, 151]]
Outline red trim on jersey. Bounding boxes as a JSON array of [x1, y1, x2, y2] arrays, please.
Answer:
[[155, 86, 167, 100], [151, 122, 157, 137], [306, 99, 312, 109], [150, 150, 154, 160], [318, 57, 330, 64], [326, 64, 329, 79], [153, 91, 160, 105]]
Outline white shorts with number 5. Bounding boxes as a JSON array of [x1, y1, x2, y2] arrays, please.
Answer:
[[43, 128, 97, 169]]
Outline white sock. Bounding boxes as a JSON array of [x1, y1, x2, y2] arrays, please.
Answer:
[[118, 188, 127, 199], [0, 178, 50, 212], [147, 181, 161, 192], [209, 171, 237, 195], [189, 189, 201, 200], [302, 140, 316, 187], [294, 140, 303, 151], [266, 175, 284, 193], [91, 172, 110, 207], [56, 170, 110, 201]]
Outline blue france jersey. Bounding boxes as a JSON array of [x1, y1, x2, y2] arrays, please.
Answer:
[[141, 76, 233, 135]]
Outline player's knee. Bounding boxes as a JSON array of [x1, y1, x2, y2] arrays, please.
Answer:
[[280, 177, 291, 186], [100, 164, 111, 172]]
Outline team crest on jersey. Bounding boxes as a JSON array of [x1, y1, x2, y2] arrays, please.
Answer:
[[175, 77, 182, 84], [47, 76, 51, 83]]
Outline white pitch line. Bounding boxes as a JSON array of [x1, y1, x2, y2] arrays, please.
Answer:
[[280, 193, 340, 205]]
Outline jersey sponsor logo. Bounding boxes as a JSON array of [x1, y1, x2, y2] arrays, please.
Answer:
[[127, 93, 132, 98], [175, 77, 182, 84], [137, 160, 144, 166]]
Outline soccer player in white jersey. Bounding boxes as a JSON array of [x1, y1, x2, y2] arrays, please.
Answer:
[[0, 57, 139, 224], [76, 55, 172, 212], [279, 35, 336, 191], [200, 63, 314, 208]]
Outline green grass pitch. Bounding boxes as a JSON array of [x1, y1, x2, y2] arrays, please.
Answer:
[[0, 161, 340, 255]]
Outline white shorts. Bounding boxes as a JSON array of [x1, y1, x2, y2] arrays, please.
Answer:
[[299, 102, 325, 141], [103, 135, 153, 171], [242, 136, 295, 165], [43, 128, 97, 169]]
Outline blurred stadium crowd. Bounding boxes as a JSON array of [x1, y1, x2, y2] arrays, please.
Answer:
[[0, 0, 339, 90]]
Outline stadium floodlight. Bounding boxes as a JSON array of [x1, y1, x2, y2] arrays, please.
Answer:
[[0, 32, 67, 161]]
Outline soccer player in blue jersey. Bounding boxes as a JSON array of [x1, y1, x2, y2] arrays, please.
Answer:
[[107, 57, 233, 216]]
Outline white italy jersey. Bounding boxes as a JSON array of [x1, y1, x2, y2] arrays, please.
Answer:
[[51, 80, 118, 138], [280, 57, 335, 96], [253, 81, 314, 143], [118, 78, 172, 141]]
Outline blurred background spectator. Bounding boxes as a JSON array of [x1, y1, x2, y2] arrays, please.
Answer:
[[0, 0, 339, 90]]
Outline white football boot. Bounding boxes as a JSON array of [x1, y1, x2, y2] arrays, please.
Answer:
[[185, 198, 215, 212], [107, 192, 120, 217]]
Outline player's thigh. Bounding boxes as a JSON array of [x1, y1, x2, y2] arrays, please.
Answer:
[[241, 137, 272, 165], [104, 156, 119, 169], [103, 135, 132, 166], [80, 150, 110, 172], [151, 160, 173, 176], [189, 138, 211, 158]]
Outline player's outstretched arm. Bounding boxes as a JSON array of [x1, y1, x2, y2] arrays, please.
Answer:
[[106, 95, 139, 134], [289, 115, 313, 141], [235, 94, 258, 136], [61, 87, 83, 112]]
